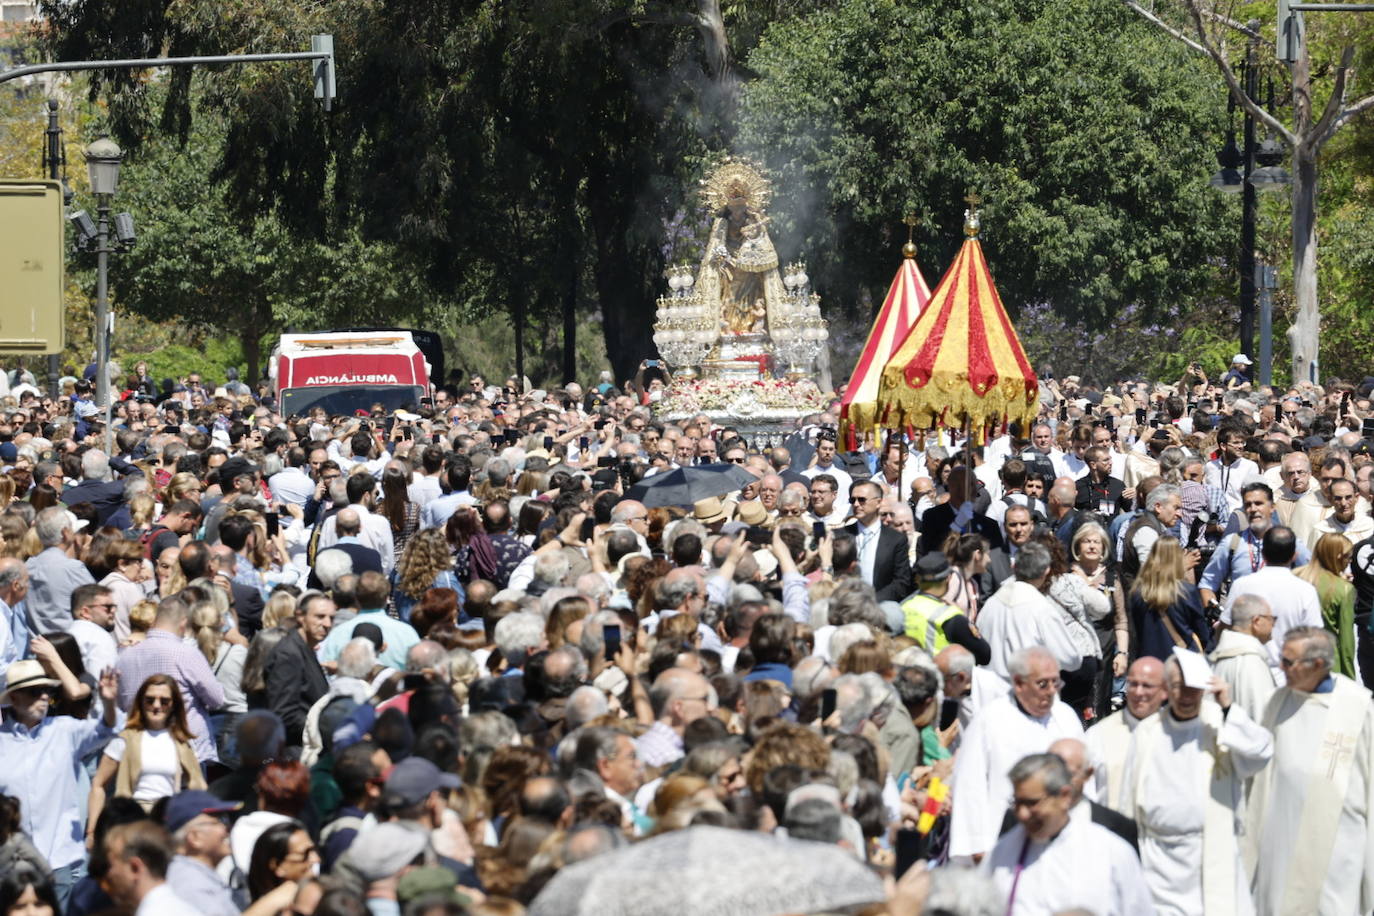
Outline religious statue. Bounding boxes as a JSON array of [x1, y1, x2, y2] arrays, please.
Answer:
[[694, 158, 789, 339]]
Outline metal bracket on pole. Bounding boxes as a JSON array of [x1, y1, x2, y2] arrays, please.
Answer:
[[0, 41, 338, 103]]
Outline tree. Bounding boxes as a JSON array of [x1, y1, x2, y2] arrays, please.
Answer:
[[735, 0, 1235, 347], [114, 100, 449, 383], [1123, 0, 1374, 383]]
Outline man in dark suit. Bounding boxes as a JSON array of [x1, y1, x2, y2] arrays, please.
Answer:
[[845, 480, 913, 603], [999, 736, 1139, 854], [917, 467, 1002, 554], [263, 593, 335, 751], [979, 504, 1037, 597], [305, 508, 384, 590], [60, 449, 130, 526]]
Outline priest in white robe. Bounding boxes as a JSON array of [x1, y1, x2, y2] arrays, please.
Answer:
[[950, 646, 1083, 860], [978, 543, 1082, 684], [985, 752, 1153, 915], [1210, 594, 1278, 723], [1087, 656, 1167, 812], [1245, 626, 1374, 915], [1123, 652, 1273, 915]]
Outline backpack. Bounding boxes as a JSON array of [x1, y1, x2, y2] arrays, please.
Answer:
[[140, 525, 171, 559], [1002, 493, 1049, 528]]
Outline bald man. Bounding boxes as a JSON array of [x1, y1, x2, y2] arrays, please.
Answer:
[[1086, 656, 1166, 813], [636, 667, 715, 769], [999, 738, 1139, 853]]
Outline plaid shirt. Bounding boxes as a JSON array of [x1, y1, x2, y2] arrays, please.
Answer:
[[114, 629, 225, 762], [635, 720, 684, 768]]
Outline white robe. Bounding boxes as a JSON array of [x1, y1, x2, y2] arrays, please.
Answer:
[[984, 816, 1154, 915], [1084, 707, 1148, 812], [1123, 704, 1273, 916], [978, 580, 1083, 683], [1245, 675, 1374, 915], [949, 694, 1083, 858], [1210, 630, 1279, 724]]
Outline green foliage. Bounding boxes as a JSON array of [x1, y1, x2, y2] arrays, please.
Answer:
[[121, 338, 245, 388], [736, 0, 1235, 334]]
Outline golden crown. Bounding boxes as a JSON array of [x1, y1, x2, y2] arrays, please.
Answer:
[[699, 156, 772, 212]]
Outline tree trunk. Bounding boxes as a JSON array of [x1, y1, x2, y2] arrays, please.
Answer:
[[244, 326, 263, 388], [1286, 143, 1320, 385]]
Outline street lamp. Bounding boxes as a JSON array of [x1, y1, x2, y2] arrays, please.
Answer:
[[83, 136, 124, 455], [1208, 25, 1290, 384]]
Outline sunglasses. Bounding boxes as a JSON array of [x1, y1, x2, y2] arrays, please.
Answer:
[[142, 696, 173, 708]]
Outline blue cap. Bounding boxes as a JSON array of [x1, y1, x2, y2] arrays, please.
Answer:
[[384, 757, 461, 807], [164, 790, 240, 833]]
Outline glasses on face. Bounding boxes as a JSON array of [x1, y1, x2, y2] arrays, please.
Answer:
[[726, 456, 746, 464], [285, 844, 320, 862], [1012, 794, 1051, 811], [851, 495, 872, 504], [1322, 476, 1344, 485], [15, 685, 54, 700], [143, 696, 173, 708], [1020, 677, 1063, 691], [1280, 656, 1315, 669]]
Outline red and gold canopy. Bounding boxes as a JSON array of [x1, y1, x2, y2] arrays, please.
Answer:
[[876, 210, 1038, 436], [839, 244, 931, 446]]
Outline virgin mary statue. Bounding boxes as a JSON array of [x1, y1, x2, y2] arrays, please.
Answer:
[[693, 158, 789, 339]]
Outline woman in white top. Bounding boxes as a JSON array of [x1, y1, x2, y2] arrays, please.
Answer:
[[86, 674, 206, 838]]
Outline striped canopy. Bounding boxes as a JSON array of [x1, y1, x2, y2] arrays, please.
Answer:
[[875, 218, 1038, 437], [839, 251, 931, 446]]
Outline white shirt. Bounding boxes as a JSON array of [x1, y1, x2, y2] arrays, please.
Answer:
[[977, 580, 1083, 681], [318, 504, 396, 574], [803, 462, 855, 514], [1222, 565, 1322, 673], [1204, 456, 1261, 514], [984, 817, 1153, 916], [103, 730, 180, 802], [68, 618, 118, 679], [136, 882, 198, 916], [855, 520, 881, 587]]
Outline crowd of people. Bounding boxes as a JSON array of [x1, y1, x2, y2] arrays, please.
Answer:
[[0, 353, 1372, 915]]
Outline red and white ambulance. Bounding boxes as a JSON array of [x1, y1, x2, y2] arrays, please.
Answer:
[[269, 330, 433, 417]]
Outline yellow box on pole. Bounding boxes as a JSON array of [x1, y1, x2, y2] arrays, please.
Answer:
[[0, 179, 65, 354]]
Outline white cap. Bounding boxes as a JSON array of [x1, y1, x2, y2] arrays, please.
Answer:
[[1232, 353, 1253, 365]]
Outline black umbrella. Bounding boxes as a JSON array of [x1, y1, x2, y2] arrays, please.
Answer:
[[623, 462, 758, 508]]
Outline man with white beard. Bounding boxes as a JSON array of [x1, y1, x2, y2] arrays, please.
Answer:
[[949, 645, 1083, 862], [1122, 652, 1273, 915], [1246, 627, 1374, 914], [1086, 656, 1167, 812]]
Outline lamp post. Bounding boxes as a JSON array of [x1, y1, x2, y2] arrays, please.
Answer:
[[1209, 24, 1290, 377], [84, 136, 122, 455]]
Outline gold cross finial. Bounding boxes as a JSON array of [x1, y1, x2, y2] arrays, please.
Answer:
[[963, 191, 982, 210], [902, 213, 918, 258]]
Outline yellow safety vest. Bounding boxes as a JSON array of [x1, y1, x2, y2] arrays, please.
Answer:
[[900, 592, 964, 651]]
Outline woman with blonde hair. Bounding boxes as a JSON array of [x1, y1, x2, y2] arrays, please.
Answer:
[[261, 589, 299, 631], [100, 538, 152, 644], [125, 492, 157, 538], [191, 600, 248, 764], [163, 472, 203, 506], [1295, 532, 1357, 677], [392, 527, 461, 623], [1128, 538, 1211, 661], [0, 514, 27, 559], [124, 599, 158, 647]]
